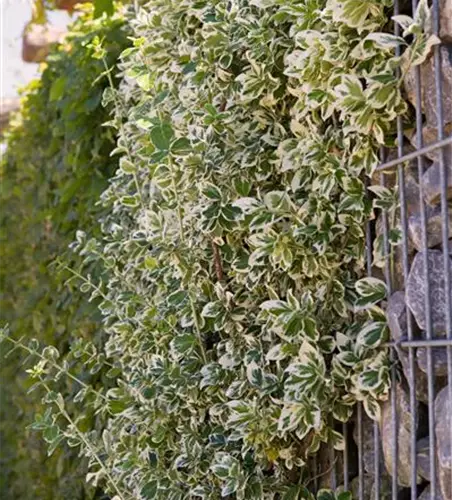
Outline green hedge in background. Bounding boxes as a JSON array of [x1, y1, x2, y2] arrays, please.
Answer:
[[0, 7, 130, 499]]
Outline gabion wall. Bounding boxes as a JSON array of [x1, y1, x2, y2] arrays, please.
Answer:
[[321, 0, 452, 498]]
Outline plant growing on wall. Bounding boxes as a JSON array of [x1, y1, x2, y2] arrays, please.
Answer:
[[1, 0, 438, 498]]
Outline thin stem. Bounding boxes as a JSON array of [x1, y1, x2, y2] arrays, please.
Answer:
[[2, 335, 108, 403], [41, 382, 126, 500], [169, 157, 185, 242], [61, 264, 109, 302], [189, 295, 207, 364]]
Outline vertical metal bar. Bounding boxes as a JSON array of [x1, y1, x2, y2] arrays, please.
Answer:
[[328, 416, 337, 490], [370, 152, 383, 500], [357, 403, 364, 500], [390, 3, 405, 496], [373, 421, 381, 499], [395, 3, 420, 497], [431, 1, 452, 498], [312, 454, 318, 492], [397, 153, 418, 500], [406, 0, 439, 494], [397, 156, 419, 497], [342, 422, 349, 492], [380, 169, 397, 499], [329, 442, 337, 490]]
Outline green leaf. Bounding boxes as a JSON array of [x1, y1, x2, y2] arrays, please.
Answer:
[[49, 77, 66, 102], [170, 137, 192, 155], [203, 185, 222, 200], [94, 0, 114, 18], [167, 290, 188, 306], [145, 256, 158, 270], [120, 158, 137, 174], [171, 334, 196, 356], [355, 277, 387, 309], [141, 480, 159, 499], [363, 397, 382, 421], [357, 322, 388, 348], [364, 33, 407, 49], [150, 122, 174, 151], [260, 300, 291, 315], [317, 490, 335, 500]]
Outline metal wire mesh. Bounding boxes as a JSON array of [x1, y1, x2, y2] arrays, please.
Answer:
[[323, 0, 452, 498]]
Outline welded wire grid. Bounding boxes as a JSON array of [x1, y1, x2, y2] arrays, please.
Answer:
[[325, 0, 452, 497]]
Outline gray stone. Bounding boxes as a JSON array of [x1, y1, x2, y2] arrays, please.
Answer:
[[417, 347, 451, 377], [412, 46, 452, 128], [353, 414, 385, 474], [372, 145, 421, 188], [386, 292, 435, 403], [417, 436, 432, 481], [348, 474, 373, 500], [405, 173, 422, 215], [422, 162, 452, 206], [440, 0, 452, 43], [406, 45, 452, 167], [380, 383, 423, 487], [435, 386, 452, 500], [409, 126, 452, 164], [408, 205, 452, 252], [340, 473, 394, 499], [406, 250, 452, 336], [418, 485, 446, 500]]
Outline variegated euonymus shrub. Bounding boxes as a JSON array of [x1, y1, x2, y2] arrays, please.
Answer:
[[1, 0, 439, 498]]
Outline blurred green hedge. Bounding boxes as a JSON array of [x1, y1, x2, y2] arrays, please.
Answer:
[[0, 8, 130, 499]]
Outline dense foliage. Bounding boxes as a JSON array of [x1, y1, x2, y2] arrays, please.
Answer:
[[1, 0, 437, 498], [0, 6, 130, 499]]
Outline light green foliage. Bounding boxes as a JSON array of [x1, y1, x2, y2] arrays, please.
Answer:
[[0, 6, 130, 499], [1, 0, 435, 498]]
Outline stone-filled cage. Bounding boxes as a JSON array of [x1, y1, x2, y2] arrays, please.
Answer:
[[320, 0, 452, 498]]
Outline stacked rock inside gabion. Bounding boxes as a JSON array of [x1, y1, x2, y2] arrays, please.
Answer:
[[366, 5, 452, 499]]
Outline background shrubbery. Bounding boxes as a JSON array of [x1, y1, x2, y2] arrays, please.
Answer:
[[0, 6, 129, 498], [0, 0, 436, 498]]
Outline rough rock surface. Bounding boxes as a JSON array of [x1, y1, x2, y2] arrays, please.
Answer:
[[435, 386, 452, 500], [418, 485, 445, 500], [353, 414, 385, 475], [380, 383, 423, 487], [439, 0, 452, 43], [405, 46, 452, 128], [408, 205, 452, 252], [387, 292, 432, 403], [22, 24, 65, 63], [406, 250, 452, 336], [417, 436, 432, 481], [345, 473, 394, 500], [422, 162, 452, 206], [417, 347, 450, 377], [410, 125, 452, 164]]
